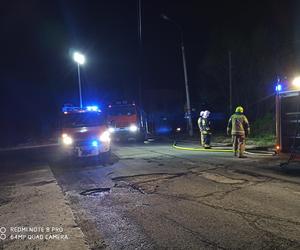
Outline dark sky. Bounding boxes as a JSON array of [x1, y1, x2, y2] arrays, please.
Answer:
[[0, 0, 298, 142]]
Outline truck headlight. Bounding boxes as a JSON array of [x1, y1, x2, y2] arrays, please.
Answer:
[[62, 134, 73, 145], [108, 127, 115, 133], [129, 124, 138, 132], [100, 131, 111, 142]]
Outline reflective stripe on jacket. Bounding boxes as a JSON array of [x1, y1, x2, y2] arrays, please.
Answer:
[[227, 113, 250, 135], [201, 118, 211, 134], [197, 117, 203, 131]]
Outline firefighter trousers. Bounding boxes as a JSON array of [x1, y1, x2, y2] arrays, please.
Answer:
[[203, 132, 211, 148], [199, 131, 204, 145], [232, 135, 245, 156]]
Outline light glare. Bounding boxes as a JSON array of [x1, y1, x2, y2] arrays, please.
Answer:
[[86, 106, 99, 111], [275, 84, 282, 92], [129, 124, 138, 132], [100, 131, 111, 142], [73, 52, 85, 65], [292, 76, 300, 88], [62, 135, 73, 145]]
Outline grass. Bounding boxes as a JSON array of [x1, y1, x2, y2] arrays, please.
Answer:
[[247, 133, 276, 147]]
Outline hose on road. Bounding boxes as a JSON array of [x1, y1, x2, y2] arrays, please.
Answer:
[[172, 142, 276, 156], [173, 144, 232, 153]]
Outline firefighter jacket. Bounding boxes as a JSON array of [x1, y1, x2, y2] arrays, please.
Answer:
[[197, 117, 203, 131], [200, 118, 211, 134], [227, 113, 250, 136]]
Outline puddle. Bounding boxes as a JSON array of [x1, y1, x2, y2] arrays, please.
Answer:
[[200, 173, 245, 184], [80, 188, 111, 196]]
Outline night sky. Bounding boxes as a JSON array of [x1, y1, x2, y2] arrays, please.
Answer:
[[0, 0, 298, 144]]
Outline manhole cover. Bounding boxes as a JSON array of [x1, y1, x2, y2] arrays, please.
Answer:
[[80, 188, 111, 196], [201, 173, 245, 184]]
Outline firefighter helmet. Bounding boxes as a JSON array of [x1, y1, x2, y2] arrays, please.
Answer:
[[203, 110, 210, 118], [235, 106, 244, 113]]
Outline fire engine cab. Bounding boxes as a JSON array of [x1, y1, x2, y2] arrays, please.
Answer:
[[107, 101, 148, 141], [59, 105, 111, 158]]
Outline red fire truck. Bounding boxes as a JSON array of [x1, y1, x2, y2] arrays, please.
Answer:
[[59, 105, 111, 159], [276, 90, 300, 153], [107, 102, 148, 141]]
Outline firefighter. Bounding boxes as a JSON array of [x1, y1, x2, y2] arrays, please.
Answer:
[[197, 111, 205, 145], [201, 110, 212, 149], [227, 106, 250, 158]]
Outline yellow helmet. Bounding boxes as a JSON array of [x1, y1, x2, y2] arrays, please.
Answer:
[[235, 106, 244, 113]]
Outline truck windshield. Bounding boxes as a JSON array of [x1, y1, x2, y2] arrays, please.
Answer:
[[62, 112, 106, 128], [108, 106, 136, 116]]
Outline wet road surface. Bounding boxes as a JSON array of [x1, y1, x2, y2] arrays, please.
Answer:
[[1, 141, 300, 249]]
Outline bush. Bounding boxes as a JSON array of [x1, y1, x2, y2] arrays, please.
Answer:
[[251, 113, 275, 136], [249, 113, 276, 147]]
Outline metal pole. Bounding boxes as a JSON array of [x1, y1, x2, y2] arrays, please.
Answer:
[[228, 51, 232, 113], [275, 92, 281, 150], [181, 42, 193, 136], [138, 0, 143, 108], [161, 14, 193, 136], [77, 63, 83, 108]]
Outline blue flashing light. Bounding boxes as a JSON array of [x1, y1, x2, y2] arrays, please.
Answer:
[[275, 84, 282, 92], [92, 140, 98, 147], [86, 106, 99, 111]]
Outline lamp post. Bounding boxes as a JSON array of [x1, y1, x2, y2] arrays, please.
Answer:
[[73, 51, 85, 108], [161, 14, 193, 136]]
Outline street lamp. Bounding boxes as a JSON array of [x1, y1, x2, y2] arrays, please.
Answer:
[[161, 14, 193, 136], [73, 51, 85, 108]]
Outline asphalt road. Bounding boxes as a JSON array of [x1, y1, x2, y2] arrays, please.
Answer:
[[1, 141, 300, 249]]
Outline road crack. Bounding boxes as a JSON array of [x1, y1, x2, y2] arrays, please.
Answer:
[[159, 214, 227, 249]]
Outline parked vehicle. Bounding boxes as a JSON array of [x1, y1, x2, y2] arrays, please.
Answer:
[[107, 101, 148, 141], [59, 105, 111, 159]]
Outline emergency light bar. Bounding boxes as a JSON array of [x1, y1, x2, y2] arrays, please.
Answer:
[[86, 106, 99, 111], [62, 105, 101, 113], [62, 106, 81, 113]]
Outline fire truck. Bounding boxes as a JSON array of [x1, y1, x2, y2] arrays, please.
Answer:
[[107, 101, 148, 141], [59, 105, 111, 159], [276, 89, 300, 153]]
